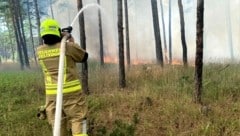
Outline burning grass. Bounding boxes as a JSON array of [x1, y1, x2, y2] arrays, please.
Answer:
[[0, 62, 240, 135]]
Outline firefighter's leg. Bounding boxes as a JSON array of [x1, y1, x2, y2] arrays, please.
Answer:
[[45, 100, 70, 136], [63, 94, 88, 136]]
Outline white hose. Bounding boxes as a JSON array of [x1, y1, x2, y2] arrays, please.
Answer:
[[82, 119, 87, 134], [53, 3, 102, 136], [53, 35, 68, 136]]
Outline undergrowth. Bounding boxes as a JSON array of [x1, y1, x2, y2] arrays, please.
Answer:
[[0, 63, 240, 136]]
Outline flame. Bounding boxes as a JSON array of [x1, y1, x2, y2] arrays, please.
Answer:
[[103, 56, 190, 66], [170, 59, 195, 67], [132, 59, 150, 65], [171, 59, 182, 65], [104, 56, 118, 63], [103, 56, 151, 65]]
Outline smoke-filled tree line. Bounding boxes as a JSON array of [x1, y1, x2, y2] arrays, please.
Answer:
[[0, 0, 237, 69], [0, 0, 190, 69], [0, 0, 203, 96]]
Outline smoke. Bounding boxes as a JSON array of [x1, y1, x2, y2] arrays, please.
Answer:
[[46, 0, 239, 63], [204, 0, 240, 62], [37, 0, 52, 16]]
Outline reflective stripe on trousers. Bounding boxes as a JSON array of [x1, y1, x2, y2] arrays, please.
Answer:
[[73, 134, 88, 136], [45, 80, 82, 95]]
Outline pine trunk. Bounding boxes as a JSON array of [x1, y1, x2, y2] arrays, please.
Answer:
[[27, 0, 37, 65], [124, 0, 130, 68], [169, 0, 172, 64], [117, 0, 126, 88], [33, 0, 42, 45], [194, 0, 204, 104], [77, 0, 89, 94], [16, 0, 30, 68], [160, 0, 168, 63], [97, 0, 104, 66], [178, 0, 188, 67], [151, 0, 163, 67], [49, 0, 55, 19], [9, 0, 24, 70], [226, 0, 234, 60]]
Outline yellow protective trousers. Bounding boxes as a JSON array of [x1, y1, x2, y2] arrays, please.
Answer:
[[45, 92, 87, 136]]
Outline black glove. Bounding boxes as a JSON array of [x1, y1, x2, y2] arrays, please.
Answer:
[[37, 105, 47, 120]]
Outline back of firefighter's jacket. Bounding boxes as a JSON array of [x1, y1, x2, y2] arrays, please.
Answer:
[[37, 42, 86, 96]]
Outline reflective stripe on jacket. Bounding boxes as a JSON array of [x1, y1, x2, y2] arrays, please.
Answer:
[[37, 42, 86, 96]]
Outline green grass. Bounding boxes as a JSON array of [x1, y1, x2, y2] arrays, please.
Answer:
[[0, 70, 51, 136], [0, 63, 240, 136]]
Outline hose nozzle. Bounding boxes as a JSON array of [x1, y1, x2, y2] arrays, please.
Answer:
[[61, 26, 73, 33]]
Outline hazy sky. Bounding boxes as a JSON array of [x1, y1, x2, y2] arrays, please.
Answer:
[[48, 0, 240, 63]]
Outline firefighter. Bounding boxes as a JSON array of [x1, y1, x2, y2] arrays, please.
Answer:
[[36, 18, 88, 136]]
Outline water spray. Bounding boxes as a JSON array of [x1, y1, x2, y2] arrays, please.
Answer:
[[53, 3, 102, 136], [70, 3, 103, 27]]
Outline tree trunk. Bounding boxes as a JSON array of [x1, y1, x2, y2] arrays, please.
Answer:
[[168, 0, 172, 64], [1, 38, 6, 60], [178, 0, 188, 67], [15, 12, 25, 68], [27, 0, 37, 66], [9, 0, 24, 70], [5, 14, 15, 62], [77, 0, 89, 94], [49, 0, 55, 19], [124, 0, 130, 68], [194, 0, 204, 104], [159, 0, 168, 63], [117, 0, 126, 88], [16, 0, 30, 68], [151, 0, 163, 67], [33, 0, 42, 45], [97, 0, 104, 66], [226, 0, 234, 61]]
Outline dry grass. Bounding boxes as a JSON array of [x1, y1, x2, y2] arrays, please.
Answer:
[[0, 63, 240, 136], [87, 64, 240, 136]]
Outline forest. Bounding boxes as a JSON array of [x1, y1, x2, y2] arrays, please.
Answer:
[[0, 0, 240, 135]]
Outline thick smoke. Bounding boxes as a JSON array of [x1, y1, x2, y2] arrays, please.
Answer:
[[46, 0, 239, 63]]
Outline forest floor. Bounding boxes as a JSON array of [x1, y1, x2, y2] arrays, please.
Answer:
[[0, 62, 240, 136]]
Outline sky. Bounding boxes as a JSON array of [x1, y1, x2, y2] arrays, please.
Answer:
[[46, 0, 240, 64]]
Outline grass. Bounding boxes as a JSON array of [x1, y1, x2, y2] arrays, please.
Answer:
[[0, 62, 240, 136], [0, 69, 51, 136]]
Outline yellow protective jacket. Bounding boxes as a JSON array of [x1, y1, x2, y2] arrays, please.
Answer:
[[37, 42, 87, 97]]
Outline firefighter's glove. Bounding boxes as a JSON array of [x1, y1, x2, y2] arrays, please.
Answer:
[[37, 105, 47, 120]]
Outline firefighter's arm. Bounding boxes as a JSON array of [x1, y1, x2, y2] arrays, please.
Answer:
[[81, 51, 88, 62], [66, 43, 88, 62]]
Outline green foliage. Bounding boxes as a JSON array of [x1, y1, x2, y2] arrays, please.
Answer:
[[0, 70, 48, 136]]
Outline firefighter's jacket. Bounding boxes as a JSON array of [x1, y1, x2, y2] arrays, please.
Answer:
[[37, 42, 86, 98]]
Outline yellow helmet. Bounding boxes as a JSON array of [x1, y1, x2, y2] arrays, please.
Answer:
[[40, 19, 61, 37]]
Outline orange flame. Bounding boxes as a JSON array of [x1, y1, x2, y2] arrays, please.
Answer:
[[104, 56, 118, 64], [103, 56, 190, 66], [171, 59, 182, 65], [132, 59, 150, 65], [103, 56, 151, 65]]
